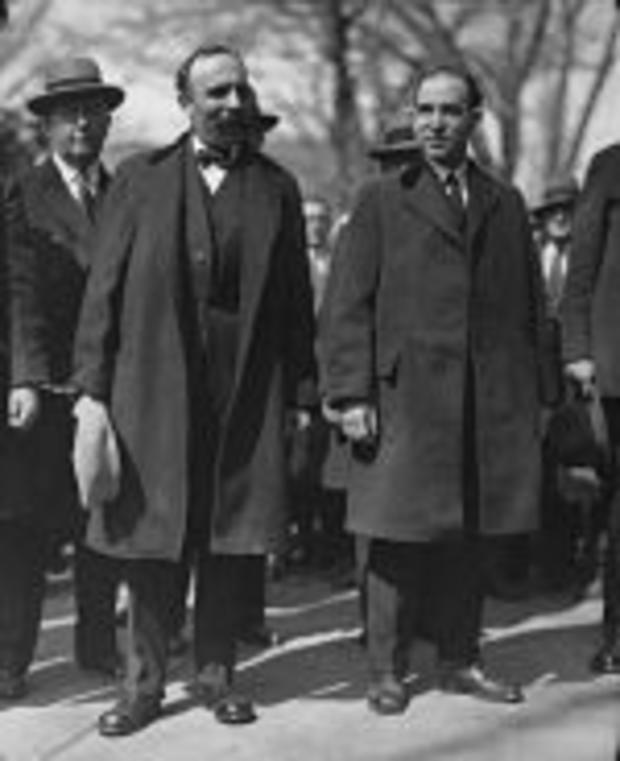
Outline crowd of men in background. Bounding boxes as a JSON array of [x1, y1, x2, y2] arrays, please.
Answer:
[[0, 41, 619, 739]]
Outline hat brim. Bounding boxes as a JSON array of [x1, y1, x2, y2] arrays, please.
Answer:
[[531, 195, 577, 216], [367, 141, 419, 159], [27, 84, 125, 116]]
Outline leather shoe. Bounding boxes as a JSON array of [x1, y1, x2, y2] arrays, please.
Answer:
[[0, 671, 27, 700], [98, 696, 161, 737], [366, 674, 408, 715], [196, 663, 257, 724], [77, 652, 124, 678], [440, 664, 524, 704], [590, 647, 620, 675], [238, 624, 282, 649]]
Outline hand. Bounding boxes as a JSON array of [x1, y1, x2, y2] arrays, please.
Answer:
[[565, 359, 596, 397], [8, 386, 40, 430], [321, 399, 342, 426], [340, 403, 378, 442]]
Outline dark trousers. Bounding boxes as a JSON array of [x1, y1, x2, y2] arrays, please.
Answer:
[[366, 537, 482, 679], [73, 542, 121, 664], [600, 399, 620, 645], [122, 551, 252, 701], [0, 521, 47, 677]]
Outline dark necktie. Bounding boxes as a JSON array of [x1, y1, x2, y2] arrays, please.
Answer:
[[76, 175, 96, 222], [443, 172, 466, 228]]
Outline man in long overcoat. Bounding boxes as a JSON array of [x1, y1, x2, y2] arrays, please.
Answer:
[[19, 56, 124, 679], [321, 62, 544, 714], [0, 177, 49, 699], [562, 143, 620, 674], [72, 43, 316, 735]]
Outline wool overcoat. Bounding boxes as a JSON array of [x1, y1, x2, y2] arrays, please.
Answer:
[[15, 160, 109, 533], [562, 145, 620, 396], [73, 135, 316, 560], [321, 161, 544, 541], [0, 178, 49, 522]]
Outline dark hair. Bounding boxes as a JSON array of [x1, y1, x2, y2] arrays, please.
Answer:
[[412, 61, 484, 110], [175, 42, 245, 103]]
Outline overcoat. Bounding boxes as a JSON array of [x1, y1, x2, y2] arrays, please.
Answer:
[[15, 160, 109, 533], [0, 178, 49, 521], [73, 135, 316, 560], [562, 145, 620, 396], [321, 161, 544, 541]]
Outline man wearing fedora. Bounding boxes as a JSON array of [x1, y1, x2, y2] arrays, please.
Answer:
[[563, 143, 620, 674], [71, 42, 316, 735], [17, 57, 125, 679]]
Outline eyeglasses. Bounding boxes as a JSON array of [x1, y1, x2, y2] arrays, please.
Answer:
[[50, 101, 110, 122]]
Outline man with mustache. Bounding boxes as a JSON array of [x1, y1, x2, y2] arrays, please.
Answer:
[[72, 42, 316, 736]]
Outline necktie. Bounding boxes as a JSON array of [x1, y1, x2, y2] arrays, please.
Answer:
[[443, 172, 466, 228], [76, 175, 96, 222]]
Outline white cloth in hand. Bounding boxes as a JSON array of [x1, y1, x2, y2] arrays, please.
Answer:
[[72, 396, 121, 510]]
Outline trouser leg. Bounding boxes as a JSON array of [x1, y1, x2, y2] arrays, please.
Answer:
[[0, 521, 47, 677], [122, 559, 175, 703], [193, 551, 243, 673], [237, 555, 266, 633], [366, 538, 420, 680], [74, 542, 120, 663], [433, 539, 483, 666]]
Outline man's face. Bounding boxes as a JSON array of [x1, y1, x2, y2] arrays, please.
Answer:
[[303, 200, 332, 251], [413, 72, 478, 168], [182, 52, 252, 147], [542, 205, 574, 241], [45, 95, 111, 170]]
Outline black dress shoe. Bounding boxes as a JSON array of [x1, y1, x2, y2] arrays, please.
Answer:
[[590, 648, 620, 675], [196, 663, 257, 724], [213, 693, 257, 724], [440, 664, 524, 704], [238, 624, 282, 649], [98, 696, 161, 737], [76, 652, 124, 678], [0, 671, 27, 701], [366, 674, 409, 715]]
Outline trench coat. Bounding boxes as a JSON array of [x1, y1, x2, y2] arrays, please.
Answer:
[[321, 161, 544, 542], [562, 145, 620, 396], [0, 178, 49, 521], [72, 135, 316, 560]]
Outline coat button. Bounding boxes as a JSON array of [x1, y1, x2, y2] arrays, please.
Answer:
[[194, 249, 207, 264]]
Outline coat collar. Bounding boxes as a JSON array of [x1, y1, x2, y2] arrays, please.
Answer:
[[400, 159, 499, 252]]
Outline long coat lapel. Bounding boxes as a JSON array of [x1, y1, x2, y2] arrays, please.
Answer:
[[233, 155, 280, 394], [466, 162, 500, 266], [401, 164, 462, 247]]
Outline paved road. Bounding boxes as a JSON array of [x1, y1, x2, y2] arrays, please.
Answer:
[[1, 570, 619, 761]]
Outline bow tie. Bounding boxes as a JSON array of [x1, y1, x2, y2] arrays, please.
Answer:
[[195, 144, 241, 170]]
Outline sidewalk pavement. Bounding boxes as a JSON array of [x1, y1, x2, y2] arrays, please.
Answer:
[[1, 571, 619, 761]]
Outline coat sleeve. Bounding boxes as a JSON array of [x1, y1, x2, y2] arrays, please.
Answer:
[[561, 152, 609, 363], [4, 178, 48, 388], [72, 165, 137, 401], [319, 181, 382, 406], [280, 175, 318, 409]]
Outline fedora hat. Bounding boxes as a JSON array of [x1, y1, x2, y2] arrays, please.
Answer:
[[27, 57, 125, 116], [532, 175, 579, 216], [368, 112, 418, 159]]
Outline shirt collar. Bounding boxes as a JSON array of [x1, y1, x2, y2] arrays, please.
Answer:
[[427, 158, 468, 189], [52, 153, 101, 193]]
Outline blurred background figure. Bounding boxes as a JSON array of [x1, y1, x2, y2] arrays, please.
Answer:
[[366, 110, 421, 173], [532, 175, 606, 598]]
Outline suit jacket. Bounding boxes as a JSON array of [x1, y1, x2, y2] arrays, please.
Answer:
[[73, 134, 316, 560], [562, 144, 620, 396], [321, 161, 544, 541], [0, 177, 49, 521]]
